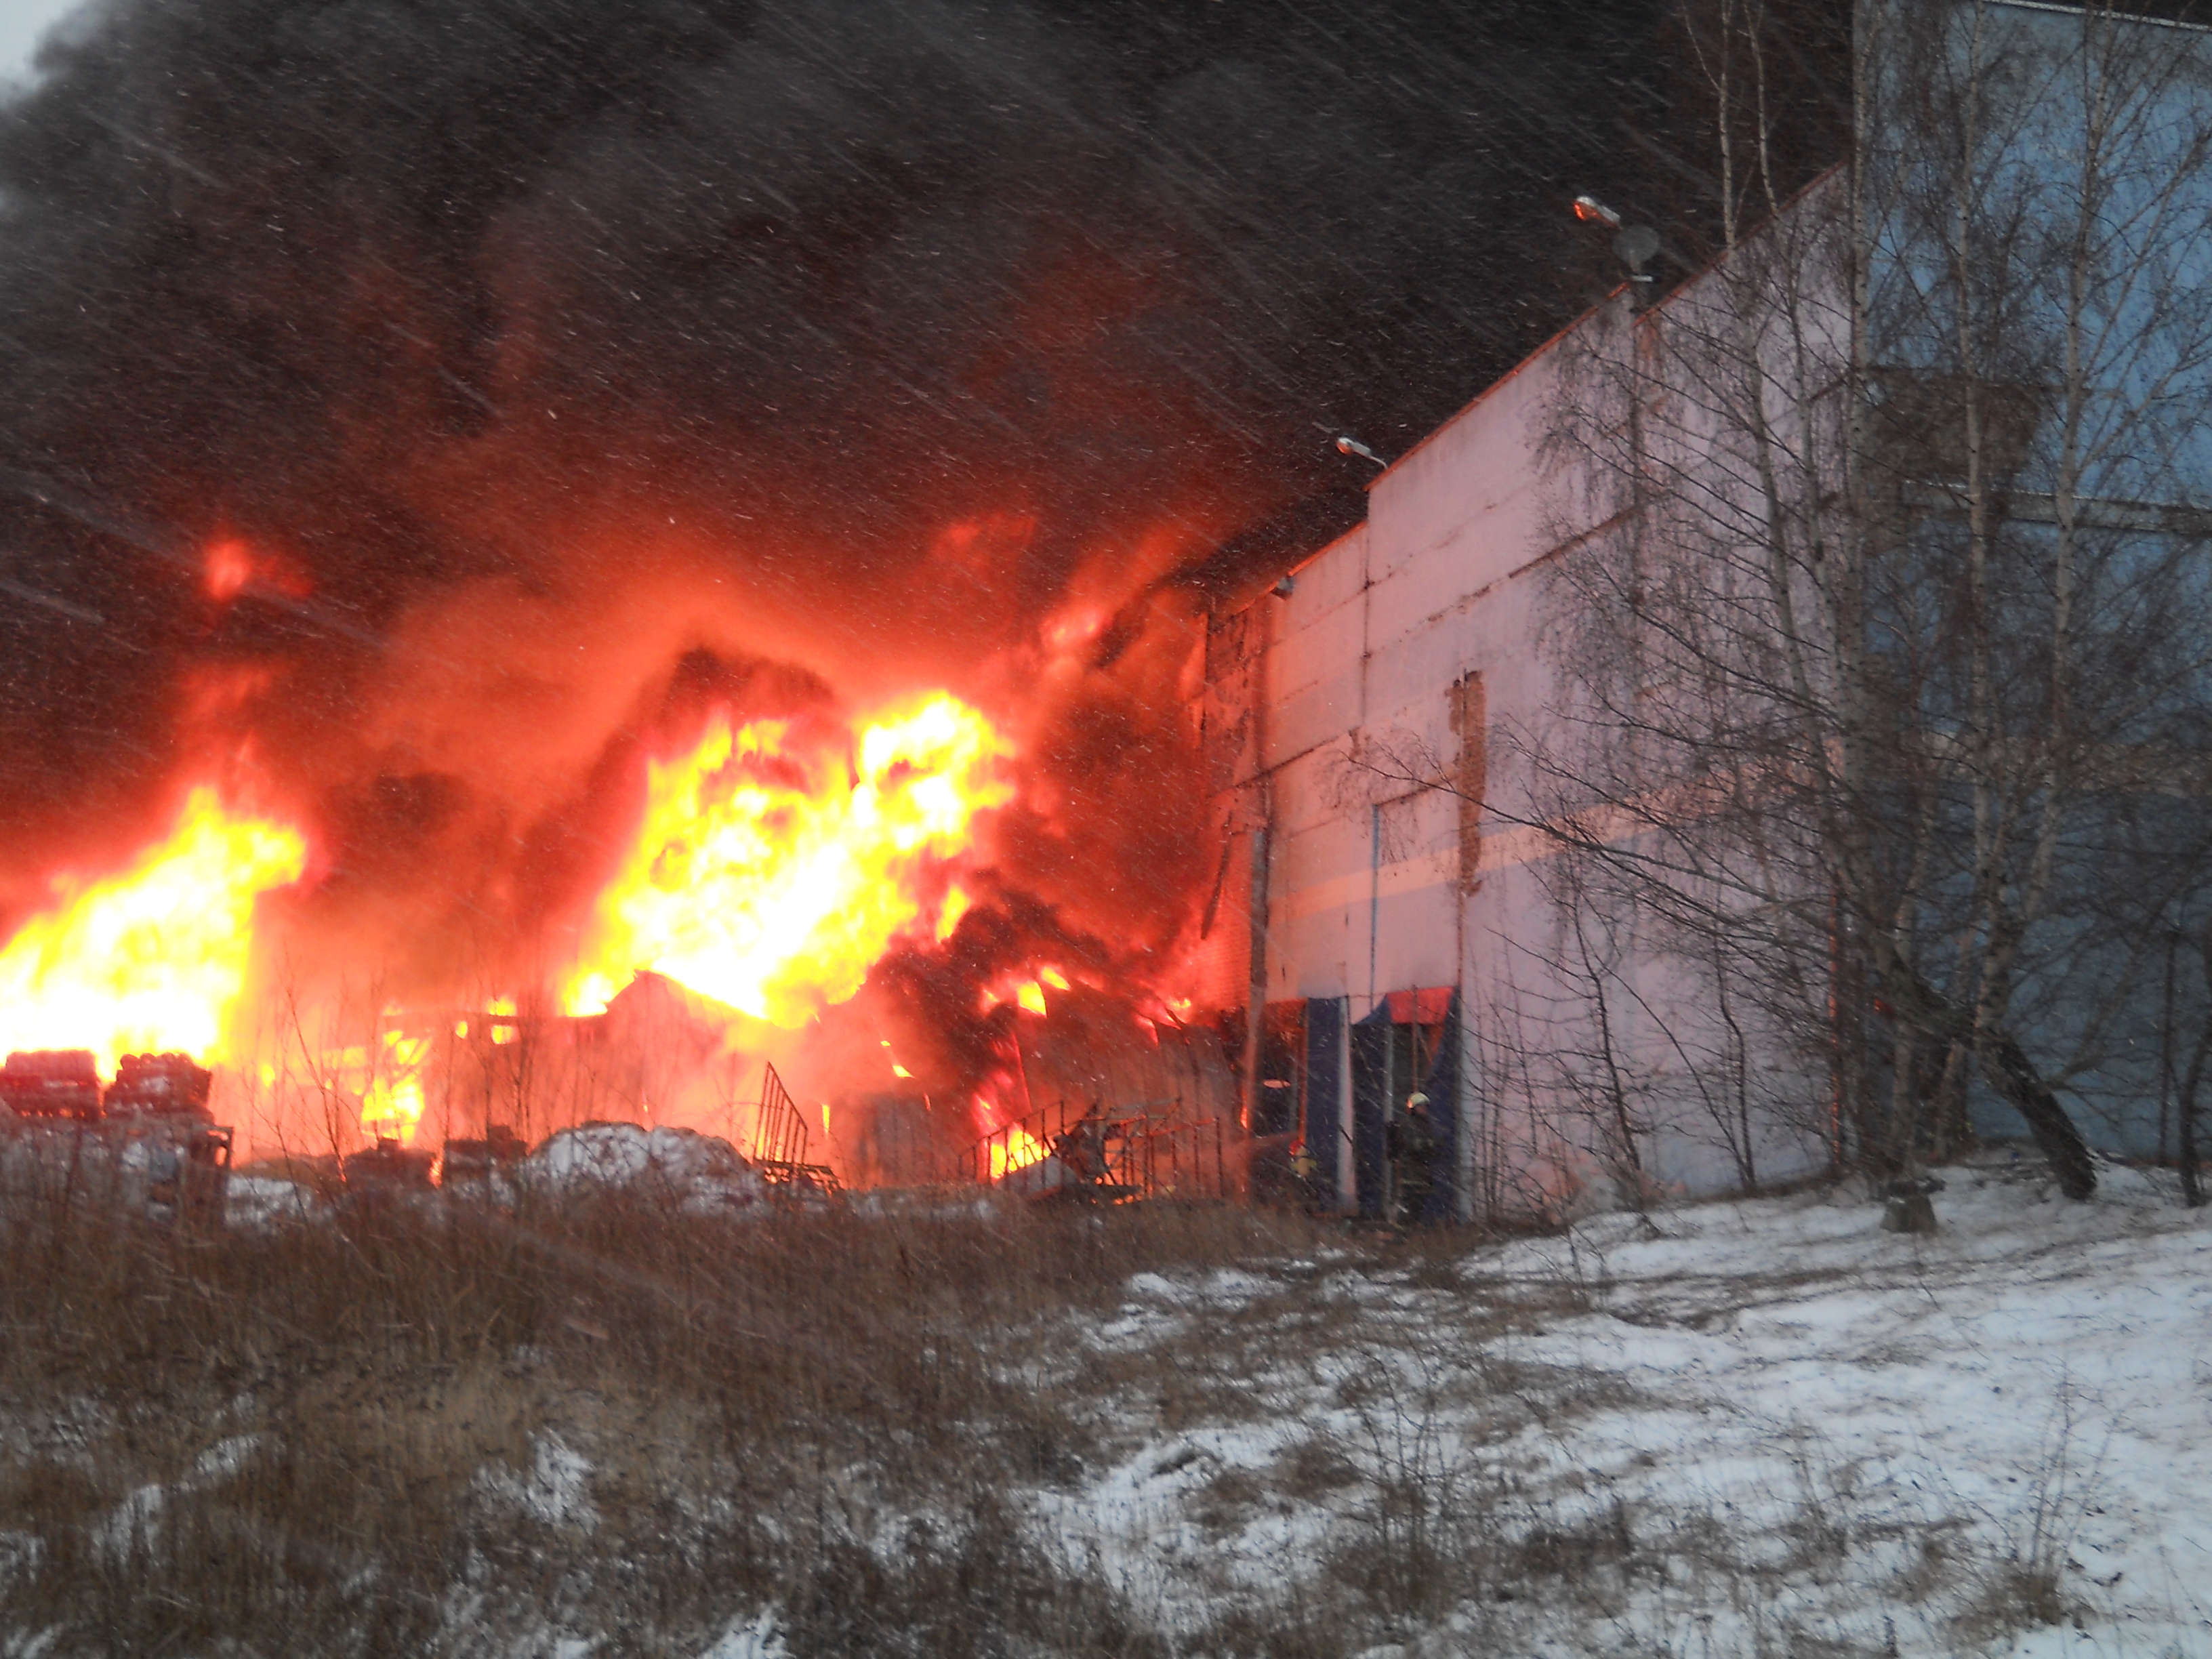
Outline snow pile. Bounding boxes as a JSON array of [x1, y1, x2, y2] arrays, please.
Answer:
[[527, 1124, 766, 1213], [225, 1174, 321, 1228], [476, 1433, 598, 1531], [697, 1612, 784, 1659]]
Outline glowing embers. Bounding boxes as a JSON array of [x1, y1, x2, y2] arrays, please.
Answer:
[[0, 789, 308, 1074], [562, 693, 1012, 1027], [204, 537, 253, 601]]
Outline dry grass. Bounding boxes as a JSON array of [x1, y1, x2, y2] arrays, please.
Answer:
[[0, 1153, 2109, 1658], [0, 1148, 1312, 1657]]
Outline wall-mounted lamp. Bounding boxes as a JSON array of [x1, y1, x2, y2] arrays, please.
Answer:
[[1574, 194, 1660, 304]]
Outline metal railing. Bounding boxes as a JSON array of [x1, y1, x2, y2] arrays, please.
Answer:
[[966, 1095, 1226, 1202], [747, 1061, 842, 1200]]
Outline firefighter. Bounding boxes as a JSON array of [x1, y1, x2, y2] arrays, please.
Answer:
[[1385, 1090, 1439, 1228], [1053, 1103, 1109, 1187], [1290, 1136, 1325, 1211]]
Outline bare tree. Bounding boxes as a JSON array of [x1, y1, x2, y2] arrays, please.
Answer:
[[1504, 0, 2212, 1202], [1328, 1, 2212, 1211]]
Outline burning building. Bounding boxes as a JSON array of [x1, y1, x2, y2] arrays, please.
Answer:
[[0, 0, 1896, 1207]]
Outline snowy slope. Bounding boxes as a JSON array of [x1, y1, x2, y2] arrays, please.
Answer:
[[1025, 1154, 2212, 1656]]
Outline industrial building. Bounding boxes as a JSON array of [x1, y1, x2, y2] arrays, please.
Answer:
[[1191, 0, 2212, 1220]]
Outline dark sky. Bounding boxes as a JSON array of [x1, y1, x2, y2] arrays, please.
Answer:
[[0, 0, 1707, 786]]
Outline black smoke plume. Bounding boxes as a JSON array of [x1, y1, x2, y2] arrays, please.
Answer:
[[0, 0, 1781, 986]]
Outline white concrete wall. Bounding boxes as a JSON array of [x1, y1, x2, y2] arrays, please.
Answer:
[[1210, 237, 1839, 1216], [1200, 1, 2212, 1217], [1254, 340, 1575, 1010]]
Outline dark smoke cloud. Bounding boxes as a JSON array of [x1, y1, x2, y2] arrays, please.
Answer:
[[0, 0, 1689, 968]]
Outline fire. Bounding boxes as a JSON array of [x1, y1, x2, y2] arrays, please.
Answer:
[[205, 537, 253, 600], [935, 882, 971, 942], [358, 1024, 430, 1143], [979, 964, 1071, 1016], [989, 1124, 1049, 1180], [561, 693, 1011, 1025], [201, 536, 308, 602], [1044, 607, 1107, 655], [0, 789, 307, 1074]]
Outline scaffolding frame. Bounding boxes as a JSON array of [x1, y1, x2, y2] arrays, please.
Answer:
[[967, 1094, 1226, 1202]]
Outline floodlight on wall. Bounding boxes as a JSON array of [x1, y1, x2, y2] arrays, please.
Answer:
[[1573, 194, 1660, 304], [1615, 224, 1661, 273], [1334, 434, 1389, 468]]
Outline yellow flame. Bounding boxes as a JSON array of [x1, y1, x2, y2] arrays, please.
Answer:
[[936, 883, 972, 942], [0, 789, 306, 1074], [359, 1027, 431, 1144], [989, 1124, 1049, 1180], [561, 694, 1011, 1025], [1016, 981, 1046, 1017]]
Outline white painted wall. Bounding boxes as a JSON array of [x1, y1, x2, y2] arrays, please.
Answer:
[[1221, 1, 2212, 1210], [1209, 212, 1846, 1217]]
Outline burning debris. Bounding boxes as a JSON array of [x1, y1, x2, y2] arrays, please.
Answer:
[[0, 752, 1251, 1204], [971, 1097, 1229, 1203]]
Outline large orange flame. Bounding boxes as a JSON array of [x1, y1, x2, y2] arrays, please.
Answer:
[[561, 693, 1011, 1025], [0, 789, 308, 1074]]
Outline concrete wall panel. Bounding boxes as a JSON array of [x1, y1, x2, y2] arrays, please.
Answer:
[[1282, 523, 1367, 617], [1269, 665, 1366, 767], [1268, 593, 1365, 699]]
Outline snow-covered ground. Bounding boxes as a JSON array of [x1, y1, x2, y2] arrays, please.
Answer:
[[1016, 1154, 2212, 1656], [9, 1139, 2209, 1656]]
